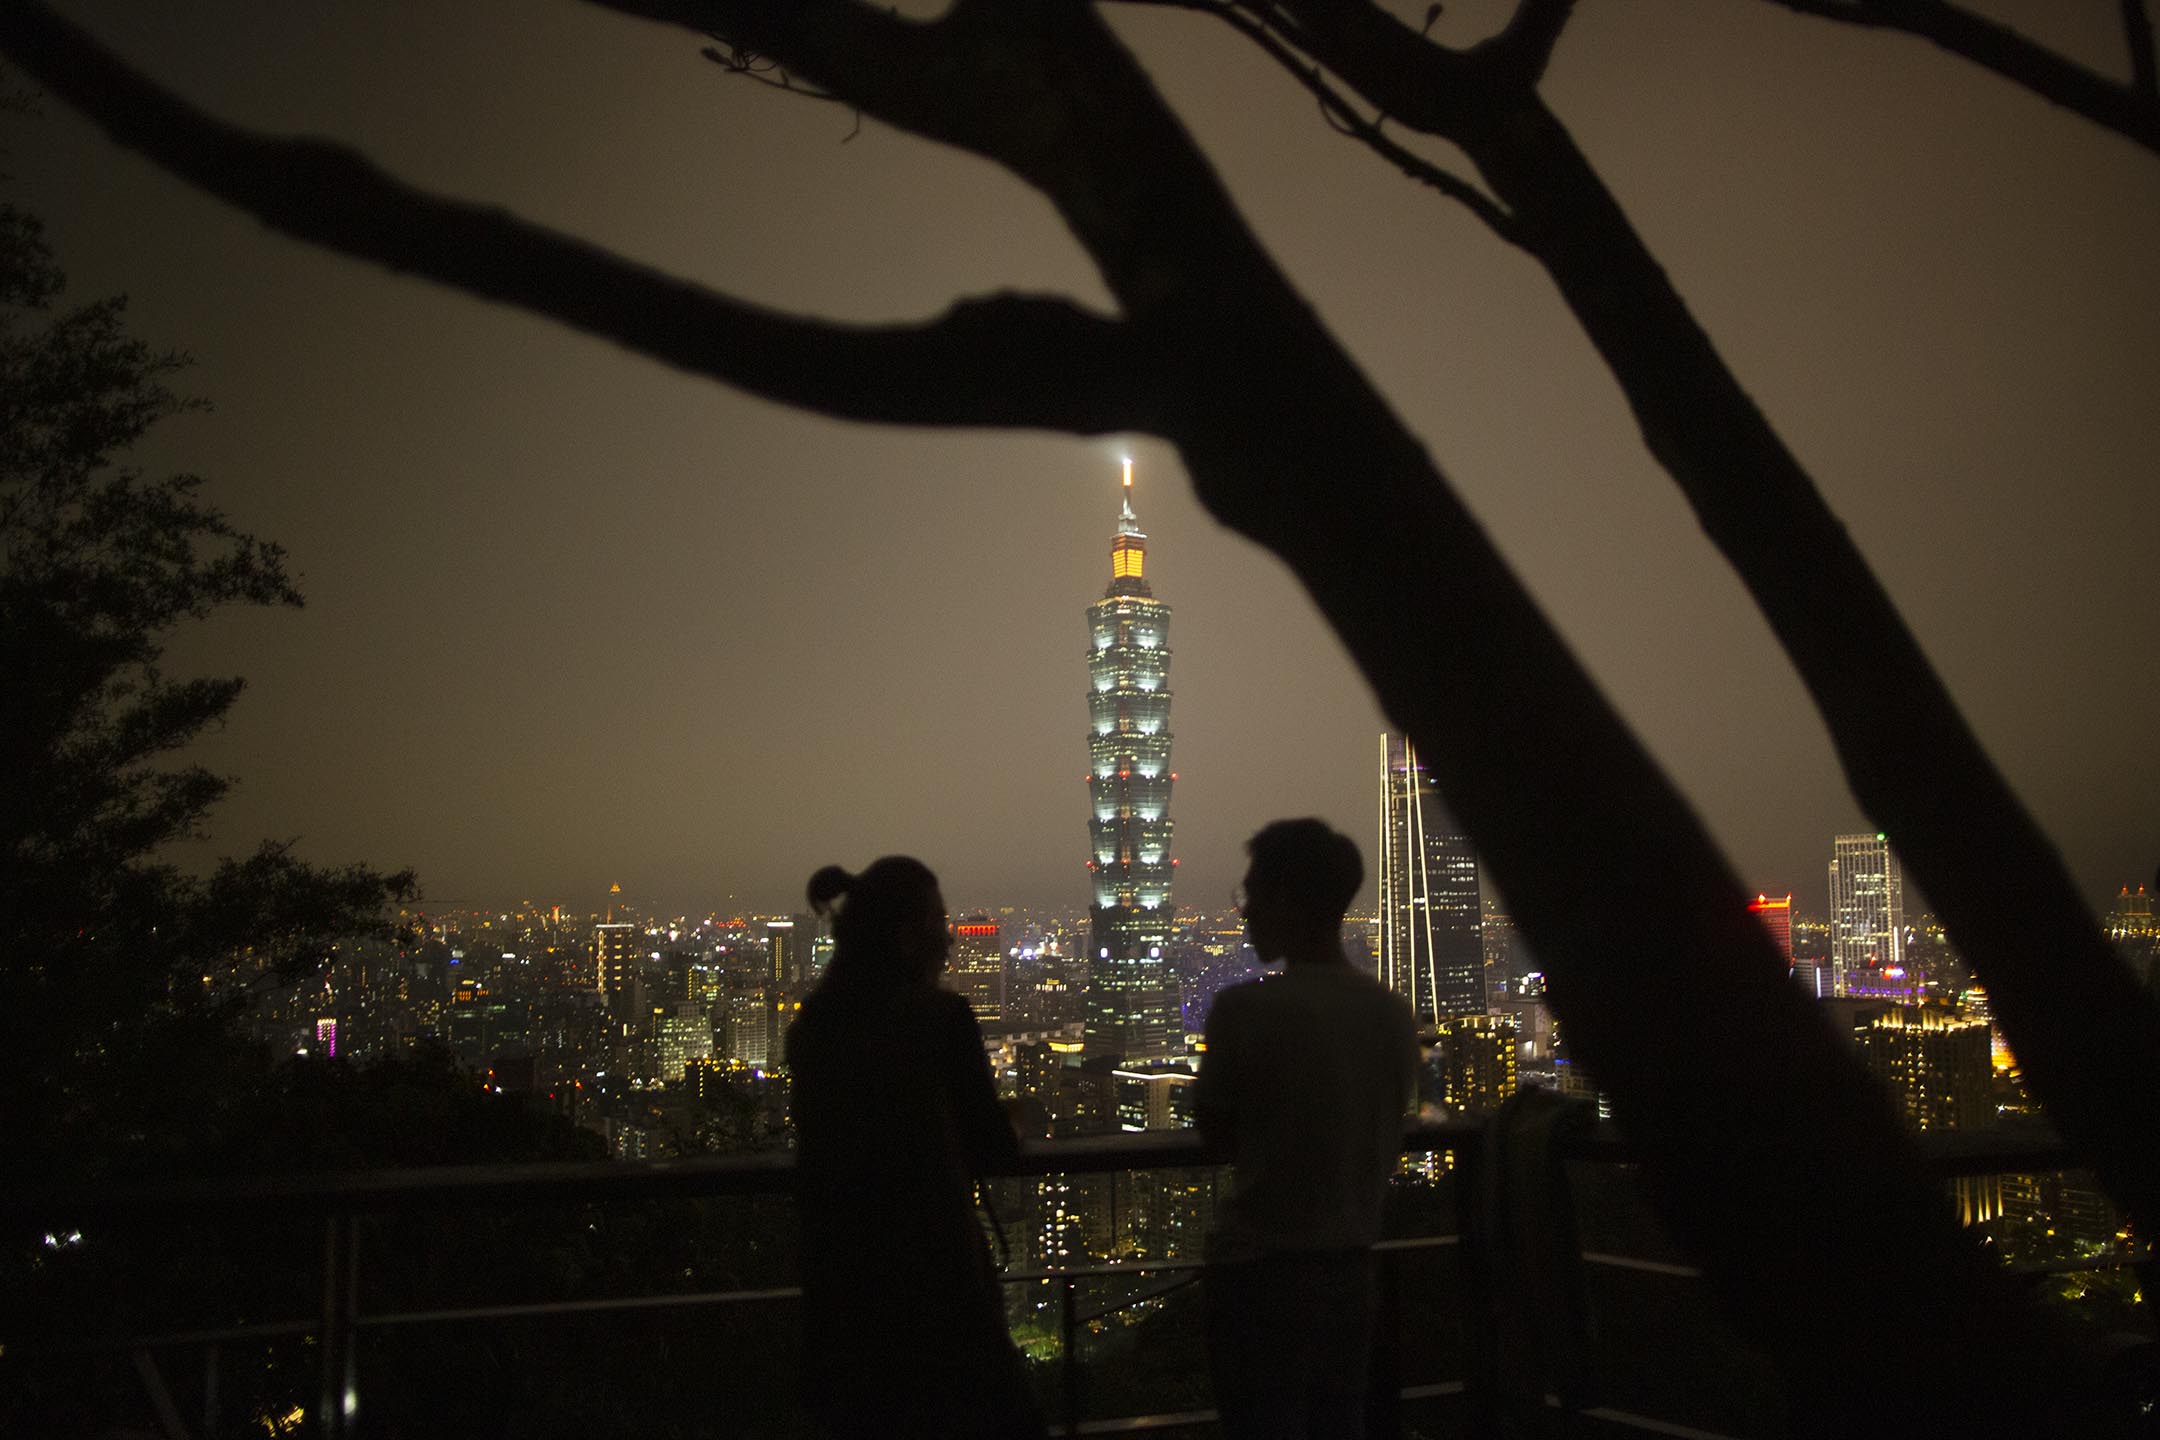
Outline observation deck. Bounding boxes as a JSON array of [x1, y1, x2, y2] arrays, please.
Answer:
[[9, 1125, 2148, 1438]]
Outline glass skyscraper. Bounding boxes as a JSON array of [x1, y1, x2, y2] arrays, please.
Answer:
[[1377, 733, 1484, 1024], [1829, 832, 1906, 997], [1083, 462, 1183, 1063]]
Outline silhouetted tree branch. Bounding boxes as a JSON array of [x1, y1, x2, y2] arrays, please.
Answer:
[[2130, 0, 2160, 96], [1759, 0, 2160, 151], [1473, 0, 1578, 92], [1186, 0, 2160, 1257], [0, 2, 2112, 1429], [0, 7, 1155, 436], [1109, 0, 1525, 242]]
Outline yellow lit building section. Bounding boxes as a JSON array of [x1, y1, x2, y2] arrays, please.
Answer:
[[1111, 537, 1144, 580]]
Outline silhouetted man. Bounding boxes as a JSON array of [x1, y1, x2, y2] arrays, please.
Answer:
[[1195, 818, 1419, 1440]]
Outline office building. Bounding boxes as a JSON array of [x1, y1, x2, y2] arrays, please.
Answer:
[[1082, 460, 1184, 1062], [765, 918, 803, 995], [947, 913, 1004, 1024], [592, 920, 641, 1007], [1828, 834, 1905, 998], [1853, 1005, 1997, 1223], [1853, 1007, 1991, 1133], [1377, 733, 1484, 1023], [725, 988, 772, 1069], [652, 1002, 715, 1081], [1750, 892, 1813, 994], [1427, 1015, 1520, 1117]]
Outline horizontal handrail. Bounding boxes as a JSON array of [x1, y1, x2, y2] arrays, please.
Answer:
[[3, 1234, 1467, 1362], [5, 1121, 2083, 1226], [77, 1224, 2117, 1365]]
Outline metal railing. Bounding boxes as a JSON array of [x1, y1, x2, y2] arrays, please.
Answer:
[[6, 1122, 2135, 1440]]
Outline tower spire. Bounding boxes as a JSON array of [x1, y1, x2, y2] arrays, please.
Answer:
[[1109, 459, 1148, 589]]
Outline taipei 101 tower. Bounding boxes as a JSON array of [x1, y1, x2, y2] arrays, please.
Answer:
[[1082, 460, 1183, 1063]]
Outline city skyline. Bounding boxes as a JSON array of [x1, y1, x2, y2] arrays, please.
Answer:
[[9, 1, 2155, 921]]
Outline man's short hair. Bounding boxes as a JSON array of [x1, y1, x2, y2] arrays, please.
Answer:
[[1245, 818, 1363, 923]]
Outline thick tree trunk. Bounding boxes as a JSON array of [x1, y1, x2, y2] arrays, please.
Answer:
[[1456, 91, 2160, 1233], [1156, 261, 2085, 1440], [970, 9, 2093, 1428]]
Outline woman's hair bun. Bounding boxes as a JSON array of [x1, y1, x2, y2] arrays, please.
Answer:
[[806, 864, 854, 915]]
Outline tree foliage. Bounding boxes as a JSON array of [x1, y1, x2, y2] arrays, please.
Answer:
[[0, 170, 415, 1181]]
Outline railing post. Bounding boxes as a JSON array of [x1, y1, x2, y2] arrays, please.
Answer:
[[1452, 1138, 1502, 1440], [1368, 1246, 1403, 1440], [203, 1341, 220, 1440], [1060, 1273, 1080, 1437], [2139, 1249, 2160, 1341], [317, 1213, 358, 1439]]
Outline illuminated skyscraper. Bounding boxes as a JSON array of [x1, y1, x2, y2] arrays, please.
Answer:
[[1749, 891, 1813, 993], [1750, 893, 1793, 964], [1377, 733, 1484, 1024], [1828, 833, 1905, 998], [758, 917, 805, 1067], [1083, 461, 1183, 1063], [947, 914, 1005, 1024], [592, 921, 639, 1006], [765, 918, 802, 994], [1428, 1015, 1519, 1117], [1853, 1006, 1997, 1223]]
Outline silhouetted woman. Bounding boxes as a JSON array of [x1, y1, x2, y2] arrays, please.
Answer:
[[786, 857, 1044, 1439]]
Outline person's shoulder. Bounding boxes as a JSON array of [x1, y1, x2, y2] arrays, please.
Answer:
[[1210, 975, 1273, 1012], [1373, 983, 1417, 1032], [783, 994, 827, 1063], [1310, 964, 1415, 1026], [1293, 960, 1394, 996], [1203, 976, 1266, 1030], [917, 984, 983, 1034]]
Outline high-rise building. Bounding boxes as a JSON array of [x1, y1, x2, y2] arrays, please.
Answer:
[[592, 921, 640, 1006], [1750, 893, 1793, 964], [1853, 1007, 1992, 1133], [755, 917, 810, 1064], [1853, 1006, 1997, 1223], [446, 979, 529, 1070], [2106, 884, 2158, 990], [1749, 891, 1814, 994], [724, 988, 772, 1069], [1377, 733, 1484, 1024], [1083, 461, 1183, 1063], [765, 918, 802, 995], [1828, 833, 1905, 998], [1427, 1015, 1519, 1117], [946, 914, 1004, 1024], [652, 1001, 715, 1081], [1479, 904, 1526, 1011]]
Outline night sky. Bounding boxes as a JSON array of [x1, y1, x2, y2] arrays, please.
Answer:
[[12, 1, 2157, 919]]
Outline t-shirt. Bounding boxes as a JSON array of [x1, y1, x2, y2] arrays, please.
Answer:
[[1194, 961, 1419, 1263]]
